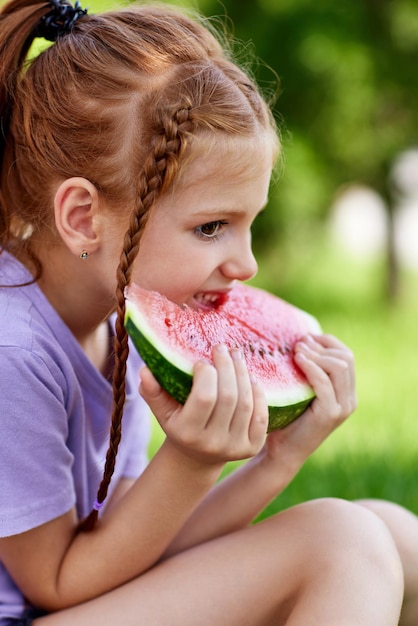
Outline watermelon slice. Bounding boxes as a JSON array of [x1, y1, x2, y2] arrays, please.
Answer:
[[124, 283, 321, 431]]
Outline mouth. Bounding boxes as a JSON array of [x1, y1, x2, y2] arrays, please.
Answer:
[[192, 291, 230, 311]]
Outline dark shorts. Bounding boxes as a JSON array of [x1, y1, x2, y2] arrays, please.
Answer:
[[2, 607, 48, 626]]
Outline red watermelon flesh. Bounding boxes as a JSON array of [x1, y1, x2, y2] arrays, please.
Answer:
[[124, 283, 321, 431]]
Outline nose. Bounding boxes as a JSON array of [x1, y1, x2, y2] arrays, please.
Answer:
[[221, 238, 258, 282]]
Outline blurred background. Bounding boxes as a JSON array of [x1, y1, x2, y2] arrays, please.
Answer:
[[97, 0, 418, 515]]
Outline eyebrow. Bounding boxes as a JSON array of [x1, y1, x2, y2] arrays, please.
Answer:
[[192, 200, 269, 219]]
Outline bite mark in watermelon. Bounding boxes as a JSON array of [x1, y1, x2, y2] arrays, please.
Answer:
[[124, 283, 321, 432]]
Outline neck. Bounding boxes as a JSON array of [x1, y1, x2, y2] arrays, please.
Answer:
[[37, 260, 117, 377], [33, 243, 116, 342]]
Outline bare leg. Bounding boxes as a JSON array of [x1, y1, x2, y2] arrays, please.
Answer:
[[358, 499, 418, 626], [35, 499, 402, 626]]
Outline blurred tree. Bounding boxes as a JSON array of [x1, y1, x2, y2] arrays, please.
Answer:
[[195, 0, 418, 297]]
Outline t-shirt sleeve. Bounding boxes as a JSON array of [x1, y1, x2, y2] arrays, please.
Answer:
[[0, 346, 76, 537]]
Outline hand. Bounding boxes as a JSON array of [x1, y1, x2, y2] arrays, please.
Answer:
[[263, 334, 356, 470], [139, 344, 268, 467]]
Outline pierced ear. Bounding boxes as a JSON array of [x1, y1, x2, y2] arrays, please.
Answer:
[[54, 177, 102, 256]]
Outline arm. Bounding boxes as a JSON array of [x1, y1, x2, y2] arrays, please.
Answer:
[[104, 476, 135, 510], [0, 344, 267, 610], [162, 334, 356, 556], [0, 440, 222, 610]]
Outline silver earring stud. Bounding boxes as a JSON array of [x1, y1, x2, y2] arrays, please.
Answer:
[[80, 250, 89, 260]]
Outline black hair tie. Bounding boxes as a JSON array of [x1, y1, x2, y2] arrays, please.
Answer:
[[34, 0, 88, 42]]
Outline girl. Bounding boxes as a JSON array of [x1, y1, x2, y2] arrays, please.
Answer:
[[0, 0, 403, 624]]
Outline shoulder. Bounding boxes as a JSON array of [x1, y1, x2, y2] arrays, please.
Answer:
[[0, 284, 76, 401]]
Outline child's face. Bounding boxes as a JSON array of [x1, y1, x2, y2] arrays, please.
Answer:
[[131, 140, 273, 309]]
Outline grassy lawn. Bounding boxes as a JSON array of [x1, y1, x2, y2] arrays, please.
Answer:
[[149, 232, 418, 519]]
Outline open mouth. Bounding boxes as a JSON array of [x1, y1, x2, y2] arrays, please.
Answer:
[[193, 291, 229, 310]]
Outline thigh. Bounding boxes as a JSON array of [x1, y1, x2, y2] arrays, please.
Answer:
[[34, 498, 402, 626]]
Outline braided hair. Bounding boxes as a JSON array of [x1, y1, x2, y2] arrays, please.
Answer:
[[0, 0, 278, 530]]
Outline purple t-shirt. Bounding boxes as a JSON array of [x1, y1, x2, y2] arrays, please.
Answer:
[[0, 251, 151, 621]]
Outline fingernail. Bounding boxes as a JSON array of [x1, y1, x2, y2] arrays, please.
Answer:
[[231, 348, 243, 360], [195, 358, 211, 369], [215, 343, 228, 354]]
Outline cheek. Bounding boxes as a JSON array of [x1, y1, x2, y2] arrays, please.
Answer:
[[130, 240, 182, 292], [131, 248, 212, 302]]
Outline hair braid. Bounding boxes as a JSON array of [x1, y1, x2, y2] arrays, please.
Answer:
[[79, 106, 194, 531]]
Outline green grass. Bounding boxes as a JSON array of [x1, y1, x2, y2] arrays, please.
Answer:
[[148, 233, 418, 519]]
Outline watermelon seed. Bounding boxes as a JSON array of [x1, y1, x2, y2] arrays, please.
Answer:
[[164, 318, 172, 327]]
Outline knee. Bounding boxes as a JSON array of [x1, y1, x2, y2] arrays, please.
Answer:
[[358, 499, 418, 601], [357, 499, 418, 557], [289, 498, 403, 584]]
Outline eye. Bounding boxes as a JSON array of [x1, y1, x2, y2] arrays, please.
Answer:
[[195, 220, 227, 240]]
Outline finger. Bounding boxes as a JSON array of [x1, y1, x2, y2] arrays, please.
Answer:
[[247, 378, 269, 445], [294, 354, 344, 429], [207, 344, 239, 430], [226, 348, 268, 448], [294, 351, 338, 405], [296, 334, 354, 361], [139, 366, 180, 425], [297, 344, 353, 384], [294, 350, 356, 421], [295, 336, 355, 397], [296, 346, 354, 404], [181, 359, 219, 430], [139, 366, 160, 396], [227, 348, 253, 431], [296, 334, 355, 372], [307, 333, 351, 351]]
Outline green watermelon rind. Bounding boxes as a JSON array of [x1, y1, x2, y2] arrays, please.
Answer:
[[125, 299, 315, 432], [125, 314, 193, 404], [267, 398, 313, 432]]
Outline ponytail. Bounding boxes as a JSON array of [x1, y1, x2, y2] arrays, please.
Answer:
[[0, 1, 48, 165]]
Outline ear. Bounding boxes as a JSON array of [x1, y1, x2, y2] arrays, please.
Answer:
[[54, 177, 102, 257]]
